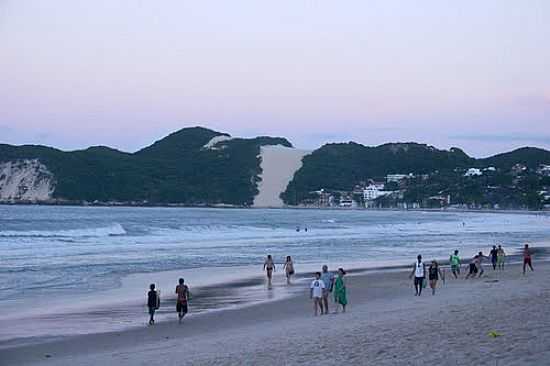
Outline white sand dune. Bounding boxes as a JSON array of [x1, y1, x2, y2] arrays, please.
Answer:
[[202, 135, 232, 150], [253, 145, 310, 208]]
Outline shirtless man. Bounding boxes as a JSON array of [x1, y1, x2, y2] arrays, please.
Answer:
[[175, 278, 189, 323], [523, 244, 534, 274]]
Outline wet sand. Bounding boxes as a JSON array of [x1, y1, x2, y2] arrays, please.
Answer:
[[2, 259, 549, 366]]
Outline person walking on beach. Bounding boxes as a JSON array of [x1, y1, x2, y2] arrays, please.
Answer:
[[474, 251, 489, 278], [523, 244, 534, 274], [147, 283, 160, 325], [334, 268, 347, 313], [465, 255, 479, 279], [310, 272, 325, 316], [283, 256, 295, 284], [428, 260, 444, 295], [263, 255, 276, 287], [497, 245, 506, 270], [450, 250, 461, 279], [175, 278, 189, 323], [409, 255, 426, 296], [490, 245, 499, 270], [320, 265, 335, 315]]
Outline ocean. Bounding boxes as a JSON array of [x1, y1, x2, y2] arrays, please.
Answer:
[[1, 205, 549, 344]]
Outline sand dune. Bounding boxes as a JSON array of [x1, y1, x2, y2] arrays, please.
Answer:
[[253, 145, 309, 208]]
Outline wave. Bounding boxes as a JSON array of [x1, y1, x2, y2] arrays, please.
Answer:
[[0, 223, 127, 238]]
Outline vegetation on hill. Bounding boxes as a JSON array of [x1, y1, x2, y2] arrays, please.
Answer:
[[281, 142, 473, 205], [0, 127, 292, 205]]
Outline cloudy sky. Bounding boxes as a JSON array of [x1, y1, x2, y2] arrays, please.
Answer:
[[1, 0, 549, 157]]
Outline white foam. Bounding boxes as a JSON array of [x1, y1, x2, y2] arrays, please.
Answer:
[[0, 223, 127, 238]]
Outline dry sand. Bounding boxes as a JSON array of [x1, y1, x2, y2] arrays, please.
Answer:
[[2, 262, 549, 366], [253, 145, 309, 208]]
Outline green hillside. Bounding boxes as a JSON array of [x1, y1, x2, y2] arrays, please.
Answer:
[[0, 127, 292, 205]]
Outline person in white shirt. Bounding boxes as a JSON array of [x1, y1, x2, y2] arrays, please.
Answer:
[[310, 272, 326, 316], [409, 254, 426, 296]]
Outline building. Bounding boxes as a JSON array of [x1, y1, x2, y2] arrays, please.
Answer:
[[363, 185, 393, 201], [339, 198, 355, 208], [464, 168, 482, 177], [537, 164, 550, 177], [386, 174, 411, 183]]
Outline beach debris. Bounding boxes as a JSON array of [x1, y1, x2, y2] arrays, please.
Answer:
[[488, 331, 502, 338]]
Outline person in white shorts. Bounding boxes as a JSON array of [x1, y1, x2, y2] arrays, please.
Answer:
[[310, 272, 325, 316]]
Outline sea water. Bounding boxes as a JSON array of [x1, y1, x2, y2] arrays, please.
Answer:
[[1, 205, 549, 344]]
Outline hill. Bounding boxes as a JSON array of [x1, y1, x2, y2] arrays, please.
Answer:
[[0, 127, 292, 205], [1, 129, 549, 208]]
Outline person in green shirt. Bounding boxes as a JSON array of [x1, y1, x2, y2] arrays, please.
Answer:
[[449, 250, 461, 279], [333, 268, 347, 313]]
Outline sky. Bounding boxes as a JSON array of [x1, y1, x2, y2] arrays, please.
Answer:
[[1, 0, 549, 157]]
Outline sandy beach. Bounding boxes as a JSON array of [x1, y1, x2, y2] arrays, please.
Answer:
[[2, 259, 549, 366]]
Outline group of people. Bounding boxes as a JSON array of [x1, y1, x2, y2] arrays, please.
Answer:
[[310, 266, 347, 316], [410, 243, 535, 296], [264, 255, 348, 316], [146, 278, 190, 325], [146, 244, 536, 323]]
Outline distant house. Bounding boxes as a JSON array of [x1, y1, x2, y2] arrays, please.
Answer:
[[464, 168, 482, 177], [511, 164, 527, 174], [537, 164, 550, 176], [386, 174, 411, 183], [339, 198, 355, 208]]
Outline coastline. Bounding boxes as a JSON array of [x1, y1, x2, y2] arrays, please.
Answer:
[[1, 201, 549, 214], [3, 260, 550, 365]]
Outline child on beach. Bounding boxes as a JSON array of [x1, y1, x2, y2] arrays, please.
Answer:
[[409, 255, 426, 296], [283, 256, 295, 285], [333, 268, 347, 313], [450, 250, 461, 278], [320, 265, 335, 315], [523, 244, 534, 274], [263, 255, 276, 287], [310, 272, 325, 316], [147, 283, 160, 325], [497, 245, 506, 270], [175, 278, 189, 323], [428, 260, 444, 295]]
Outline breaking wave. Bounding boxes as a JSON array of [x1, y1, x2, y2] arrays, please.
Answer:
[[0, 223, 127, 238]]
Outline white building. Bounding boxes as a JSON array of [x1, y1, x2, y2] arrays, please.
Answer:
[[537, 164, 550, 176], [363, 185, 392, 201], [386, 174, 411, 183], [464, 168, 482, 177]]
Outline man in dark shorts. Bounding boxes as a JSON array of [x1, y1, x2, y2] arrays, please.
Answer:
[[523, 244, 534, 275], [465, 255, 479, 279], [409, 254, 426, 296], [147, 283, 159, 325], [175, 278, 189, 323]]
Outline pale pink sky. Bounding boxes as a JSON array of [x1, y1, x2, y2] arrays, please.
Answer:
[[1, 0, 549, 157]]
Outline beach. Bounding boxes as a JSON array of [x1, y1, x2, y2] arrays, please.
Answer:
[[2, 260, 549, 366]]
